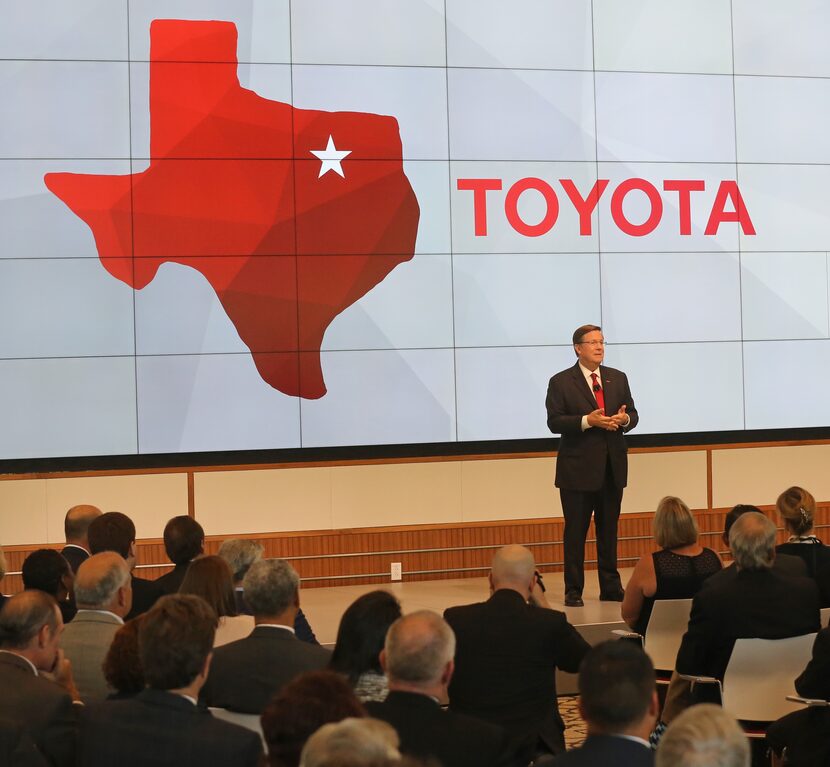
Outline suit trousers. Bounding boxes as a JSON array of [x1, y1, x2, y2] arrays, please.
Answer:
[[559, 459, 623, 596]]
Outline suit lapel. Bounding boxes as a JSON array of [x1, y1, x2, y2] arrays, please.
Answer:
[[570, 363, 599, 411]]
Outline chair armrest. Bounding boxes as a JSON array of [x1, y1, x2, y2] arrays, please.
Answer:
[[786, 695, 830, 708], [612, 629, 642, 641], [677, 673, 723, 699]]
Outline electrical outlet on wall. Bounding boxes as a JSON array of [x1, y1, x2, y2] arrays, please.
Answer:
[[390, 562, 402, 581]]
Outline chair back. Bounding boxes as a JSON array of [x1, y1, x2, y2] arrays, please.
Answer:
[[643, 599, 693, 672], [209, 707, 266, 748], [722, 634, 817, 722]]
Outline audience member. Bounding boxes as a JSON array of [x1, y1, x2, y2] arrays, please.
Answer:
[[366, 610, 515, 767], [219, 538, 319, 644], [60, 552, 132, 703], [154, 516, 204, 595], [22, 549, 76, 624], [299, 718, 400, 767], [78, 594, 262, 767], [553, 641, 658, 767], [87, 512, 162, 620], [0, 590, 80, 767], [444, 544, 590, 758], [102, 617, 144, 699], [200, 559, 330, 713], [262, 670, 366, 767], [178, 555, 254, 647], [0, 715, 49, 767], [622, 496, 722, 635], [0, 544, 8, 612], [330, 590, 402, 702], [61, 506, 102, 575], [656, 705, 749, 767]]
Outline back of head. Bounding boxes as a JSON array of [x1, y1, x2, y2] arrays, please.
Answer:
[[138, 594, 216, 691], [722, 505, 762, 547], [242, 559, 299, 618], [21, 549, 70, 597], [179, 555, 236, 618], [776, 486, 816, 537], [728, 512, 776, 571], [654, 496, 698, 550], [163, 515, 204, 565], [490, 544, 535, 592], [88, 512, 136, 559], [0, 591, 59, 650], [300, 718, 399, 767], [384, 611, 455, 686], [103, 617, 145, 695], [656, 704, 749, 767], [64, 504, 102, 544], [74, 552, 130, 610], [218, 538, 264, 583], [330, 591, 402, 682], [578, 640, 656, 733], [262, 670, 366, 767]]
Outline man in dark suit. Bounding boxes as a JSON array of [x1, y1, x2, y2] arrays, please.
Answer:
[[0, 590, 81, 767], [154, 516, 204, 595], [444, 545, 591, 758], [87, 512, 162, 620], [78, 594, 262, 767], [366, 610, 516, 767], [200, 558, 330, 713], [60, 506, 102, 575], [554, 641, 657, 767], [546, 324, 638, 606]]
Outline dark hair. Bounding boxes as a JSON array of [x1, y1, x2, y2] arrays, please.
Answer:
[[88, 512, 136, 559], [262, 670, 366, 767], [103, 616, 145, 695], [163, 516, 205, 565], [573, 324, 602, 346], [0, 591, 59, 649], [178, 556, 236, 619], [329, 591, 402, 684], [21, 549, 71, 597], [722, 504, 762, 546], [138, 594, 216, 690], [579, 641, 655, 731]]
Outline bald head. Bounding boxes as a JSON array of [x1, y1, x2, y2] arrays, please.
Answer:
[[729, 512, 776, 571], [65, 504, 102, 546], [491, 545, 536, 594], [384, 611, 455, 687], [75, 552, 131, 615]]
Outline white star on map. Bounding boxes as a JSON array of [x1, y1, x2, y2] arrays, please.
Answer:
[[310, 135, 352, 178]]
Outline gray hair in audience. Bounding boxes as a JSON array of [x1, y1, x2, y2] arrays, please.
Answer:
[[74, 552, 131, 609], [0, 590, 59, 649], [218, 538, 264, 582], [728, 511, 776, 571], [0, 544, 6, 581], [384, 610, 455, 684], [656, 704, 749, 767], [300, 717, 400, 767], [242, 558, 299, 616]]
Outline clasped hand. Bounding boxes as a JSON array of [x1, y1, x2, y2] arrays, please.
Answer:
[[587, 405, 628, 431]]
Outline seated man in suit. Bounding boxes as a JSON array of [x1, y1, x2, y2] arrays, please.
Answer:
[[444, 544, 591, 759], [87, 512, 162, 620], [0, 590, 81, 767], [78, 594, 262, 767], [153, 516, 204, 596], [61, 553, 132, 703], [657, 705, 749, 767], [366, 610, 515, 767], [200, 558, 330, 713], [61, 505, 102, 575], [554, 641, 657, 767]]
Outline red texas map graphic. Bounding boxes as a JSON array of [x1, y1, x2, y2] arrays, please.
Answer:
[[45, 19, 420, 399]]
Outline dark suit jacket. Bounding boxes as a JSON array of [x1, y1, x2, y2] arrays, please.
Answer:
[[200, 625, 331, 713], [233, 590, 319, 644], [59, 546, 89, 575], [776, 542, 830, 607], [125, 575, 163, 620], [0, 716, 49, 767], [702, 553, 807, 590], [0, 653, 77, 767], [153, 562, 190, 596], [795, 626, 830, 700], [444, 589, 591, 755], [366, 691, 517, 767], [552, 734, 654, 767], [766, 707, 830, 767], [546, 363, 638, 491], [675, 568, 820, 681], [79, 688, 262, 767]]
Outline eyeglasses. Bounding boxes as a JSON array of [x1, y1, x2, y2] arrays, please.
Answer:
[[577, 340, 605, 347]]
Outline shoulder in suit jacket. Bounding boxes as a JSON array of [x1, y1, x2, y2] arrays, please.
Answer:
[[444, 589, 590, 754], [125, 575, 163, 621], [703, 553, 808, 591], [60, 611, 123, 704], [79, 688, 262, 767], [366, 690, 518, 767], [552, 734, 654, 767], [0, 715, 49, 767], [153, 563, 190, 596], [200, 625, 331, 713]]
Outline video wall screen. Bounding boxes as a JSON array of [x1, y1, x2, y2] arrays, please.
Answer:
[[1, 0, 829, 460]]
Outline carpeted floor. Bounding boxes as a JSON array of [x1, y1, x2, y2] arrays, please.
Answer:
[[560, 695, 587, 750]]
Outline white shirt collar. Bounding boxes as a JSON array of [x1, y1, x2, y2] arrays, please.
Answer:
[[64, 543, 90, 555], [579, 361, 601, 381], [177, 694, 198, 706], [613, 734, 651, 748], [256, 623, 296, 635], [0, 650, 38, 676], [75, 609, 124, 623]]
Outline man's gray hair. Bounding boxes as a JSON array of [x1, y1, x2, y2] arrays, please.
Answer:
[[656, 704, 749, 767], [74, 552, 131, 609], [0, 591, 59, 649], [218, 538, 264, 582], [384, 610, 455, 685], [728, 511, 776, 571], [242, 558, 299, 616], [300, 718, 399, 767]]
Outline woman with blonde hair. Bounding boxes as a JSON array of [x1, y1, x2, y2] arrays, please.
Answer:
[[622, 496, 722, 634]]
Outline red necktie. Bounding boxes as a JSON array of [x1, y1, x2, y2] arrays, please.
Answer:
[[590, 372, 605, 412]]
